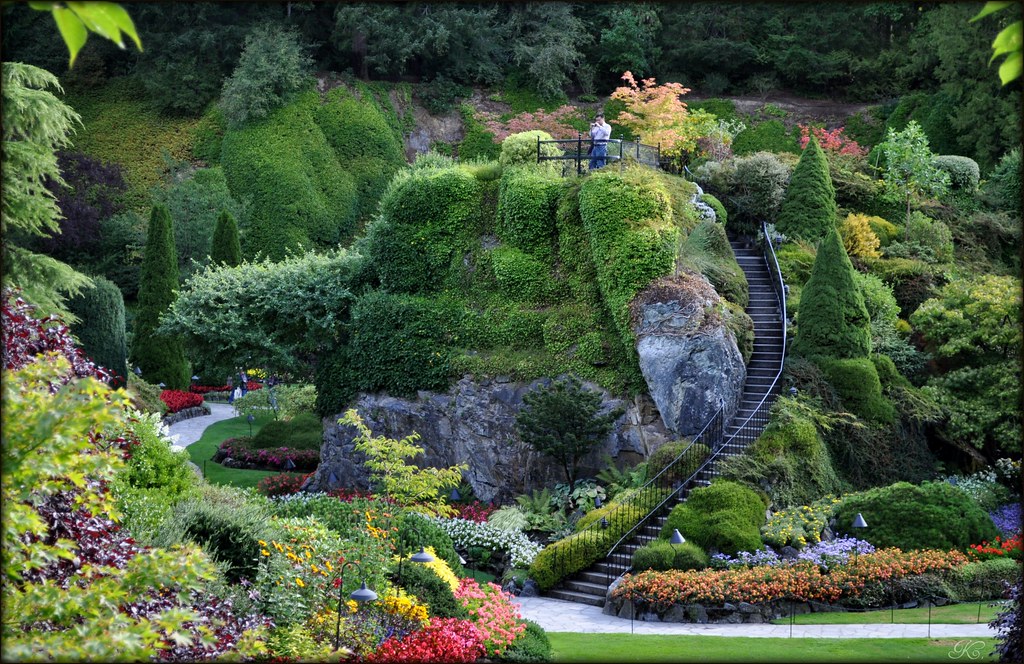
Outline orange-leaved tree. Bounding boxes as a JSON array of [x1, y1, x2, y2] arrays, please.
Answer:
[[610, 71, 715, 165]]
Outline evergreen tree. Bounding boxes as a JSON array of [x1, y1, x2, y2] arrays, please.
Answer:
[[775, 134, 837, 242], [209, 209, 241, 267], [129, 205, 189, 389], [515, 376, 622, 493], [791, 225, 871, 360], [68, 276, 128, 386]]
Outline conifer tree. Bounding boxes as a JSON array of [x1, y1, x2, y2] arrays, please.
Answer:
[[129, 205, 189, 389], [775, 134, 837, 242], [791, 224, 871, 360], [210, 209, 241, 267], [68, 276, 128, 385]]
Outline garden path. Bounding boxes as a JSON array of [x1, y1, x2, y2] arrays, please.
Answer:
[[166, 402, 237, 451], [514, 596, 998, 638]]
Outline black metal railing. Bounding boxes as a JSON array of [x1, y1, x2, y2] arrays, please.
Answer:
[[537, 136, 661, 175], [545, 407, 723, 590]]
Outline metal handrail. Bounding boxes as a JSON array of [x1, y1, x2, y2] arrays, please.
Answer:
[[536, 135, 661, 175]]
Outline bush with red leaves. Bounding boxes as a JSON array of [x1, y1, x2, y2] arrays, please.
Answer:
[[160, 389, 204, 414], [2, 288, 110, 383], [257, 472, 312, 497], [365, 618, 485, 663]]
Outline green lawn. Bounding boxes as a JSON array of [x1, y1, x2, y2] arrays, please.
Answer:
[[186, 414, 305, 489], [547, 634, 998, 662], [771, 602, 1005, 626]]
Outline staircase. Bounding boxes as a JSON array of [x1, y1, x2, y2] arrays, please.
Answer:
[[546, 228, 787, 607]]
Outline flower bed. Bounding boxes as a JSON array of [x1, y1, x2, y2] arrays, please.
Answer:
[[160, 389, 203, 414], [214, 437, 319, 471], [611, 548, 969, 613], [431, 517, 544, 569], [454, 578, 525, 657], [257, 472, 313, 497]]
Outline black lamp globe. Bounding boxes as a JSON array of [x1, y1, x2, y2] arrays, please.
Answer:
[[350, 581, 378, 603], [410, 547, 434, 564], [670, 529, 686, 545]]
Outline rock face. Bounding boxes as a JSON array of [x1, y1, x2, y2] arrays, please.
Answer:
[[630, 273, 746, 436], [305, 376, 673, 503]]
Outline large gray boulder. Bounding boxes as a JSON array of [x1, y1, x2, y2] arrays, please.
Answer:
[[306, 376, 673, 504], [630, 273, 746, 436]]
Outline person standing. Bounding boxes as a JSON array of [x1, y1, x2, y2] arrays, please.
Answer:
[[589, 113, 611, 170]]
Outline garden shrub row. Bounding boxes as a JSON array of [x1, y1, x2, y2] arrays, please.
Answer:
[[661, 480, 768, 556]]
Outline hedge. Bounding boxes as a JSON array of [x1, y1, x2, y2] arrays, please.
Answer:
[[632, 540, 709, 572], [815, 356, 895, 424], [933, 155, 980, 192], [489, 246, 557, 304], [220, 89, 359, 261], [661, 480, 768, 556], [731, 120, 800, 156], [496, 167, 563, 262], [678, 218, 749, 308], [68, 275, 128, 384]]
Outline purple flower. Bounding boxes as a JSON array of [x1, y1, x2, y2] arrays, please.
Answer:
[[991, 503, 1022, 538]]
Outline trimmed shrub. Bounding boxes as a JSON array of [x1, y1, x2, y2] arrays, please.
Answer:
[[67, 276, 127, 384], [129, 205, 190, 390], [866, 216, 900, 247], [699, 193, 727, 225], [496, 167, 563, 262], [933, 155, 980, 192], [209, 209, 241, 267], [490, 246, 556, 303], [678, 219, 749, 307], [833, 481, 1000, 552], [776, 135, 837, 242], [250, 412, 323, 451], [791, 225, 871, 360], [192, 105, 226, 165], [839, 213, 881, 259], [661, 480, 768, 555], [500, 130, 562, 169], [646, 442, 710, 485], [886, 211, 954, 264], [860, 256, 943, 319], [502, 619, 552, 663], [731, 120, 800, 156], [948, 558, 1021, 601], [632, 540, 708, 571], [816, 356, 895, 424], [395, 558, 468, 619]]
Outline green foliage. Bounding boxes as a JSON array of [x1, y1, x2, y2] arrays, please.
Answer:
[[839, 213, 881, 259], [490, 246, 558, 304], [776, 135, 837, 242], [250, 413, 323, 451], [314, 85, 406, 220], [731, 120, 800, 156], [209, 209, 241, 267], [192, 105, 227, 165], [867, 216, 900, 247], [458, 105, 501, 161], [984, 147, 1021, 214], [816, 356, 895, 424], [67, 275, 127, 382], [645, 441, 710, 486], [932, 155, 980, 192], [677, 219, 749, 308], [127, 372, 167, 416], [496, 167, 563, 262], [398, 512, 463, 574], [924, 361, 1021, 457], [151, 166, 243, 279], [687, 98, 739, 121], [221, 90, 358, 260], [163, 250, 361, 380], [500, 130, 562, 170], [340, 409, 465, 517], [860, 256, 943, 319], [503, 619, 553, 663], [699, 193, 727, 225], [695, 152, 791, 236], [578, 167, 678, 366], [515, 376, 622, 492], [661, 480, 767, 556], [1, 62, 92, 321], [154, 483, 280, 583], [369, 166, 482, 294], [947, 558, 1021, 602], [885, 211, 953, 264], [792, 225, 872, 361], [129, 205, 189, 390], [878, 120, 950, 222], [833, 481, 1000, 551], [720, 396, 845, 509], [28, 0, 141, 68], [632, 540, 708, 572], [219, 23, 313, 128], [395, 558, 468, 619]]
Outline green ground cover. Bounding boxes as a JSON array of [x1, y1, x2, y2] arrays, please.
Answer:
[[185, 413, 303, 489], [546, 634, 998, 662], [772, 601, 1005, 626]]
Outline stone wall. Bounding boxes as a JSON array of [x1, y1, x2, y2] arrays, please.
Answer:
[[305, 375, 674, 503]]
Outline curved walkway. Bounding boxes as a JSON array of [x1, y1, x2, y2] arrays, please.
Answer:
[[164, 406, 1001, 640], [166, 402, 238, 451]]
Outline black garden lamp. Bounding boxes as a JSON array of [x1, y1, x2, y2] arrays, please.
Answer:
[[594, 495, 602, 509], [333, 561, 377, 651], [246, 413, 255, 438], [133, 366, 142, 377], [789, 386, 798, 397], [397, 523, 435, 587], [158, 382, 166, 389], [600, 517, 609, 529], [449, 487, 461, 502], [851, 513, 868, 565], [670, 529, 686, 546], [191, 374, 199, 386]]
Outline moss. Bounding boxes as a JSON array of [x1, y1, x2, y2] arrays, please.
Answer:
[[496, 167, 564, 263], [678, 219, 749, 308]]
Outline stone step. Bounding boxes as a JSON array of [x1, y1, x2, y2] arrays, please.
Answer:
[[548, 588, 605, 606], [578, 570, 615, 586], [564, 578, 609, 596]]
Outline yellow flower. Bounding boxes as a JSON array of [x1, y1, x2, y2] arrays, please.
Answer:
[[305, 550, 312, 559], [258, 540, 267, 547], [273, 541, 284, 552], [326, 561, 333, 572], [295, 578, 305, 588], [261, 549, 270, 557]]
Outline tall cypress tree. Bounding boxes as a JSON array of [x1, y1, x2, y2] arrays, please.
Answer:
[[791, 224, 871, 360], [129, 204, 190, 389], [775, 134, 837, 242], [210, 209, 241, 267], [68, 276, 128, 386]]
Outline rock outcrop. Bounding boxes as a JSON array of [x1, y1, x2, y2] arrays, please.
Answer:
[[630, 273, 746, 436], [305, 376, 673, 504]]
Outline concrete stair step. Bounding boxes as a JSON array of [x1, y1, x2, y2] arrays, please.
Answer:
[[564, 578, 609, 596], [548, 588, 605, 606]]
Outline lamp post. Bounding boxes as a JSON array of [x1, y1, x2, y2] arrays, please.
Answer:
[[333, 561, 377, 652], [851, 513, 868, 566], [670, 529, 685, 546], [246, 413, 255, 438], [397, 523, 435, 588]]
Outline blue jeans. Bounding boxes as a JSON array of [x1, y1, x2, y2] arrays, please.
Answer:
[[589, 142, 607, 170]]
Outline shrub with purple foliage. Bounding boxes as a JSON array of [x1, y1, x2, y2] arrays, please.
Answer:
[[990, 573, 1022, 662], [990, 503, 1022, 538]]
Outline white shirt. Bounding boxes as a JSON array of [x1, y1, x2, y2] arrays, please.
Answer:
[[590, 121, 611, 143]]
